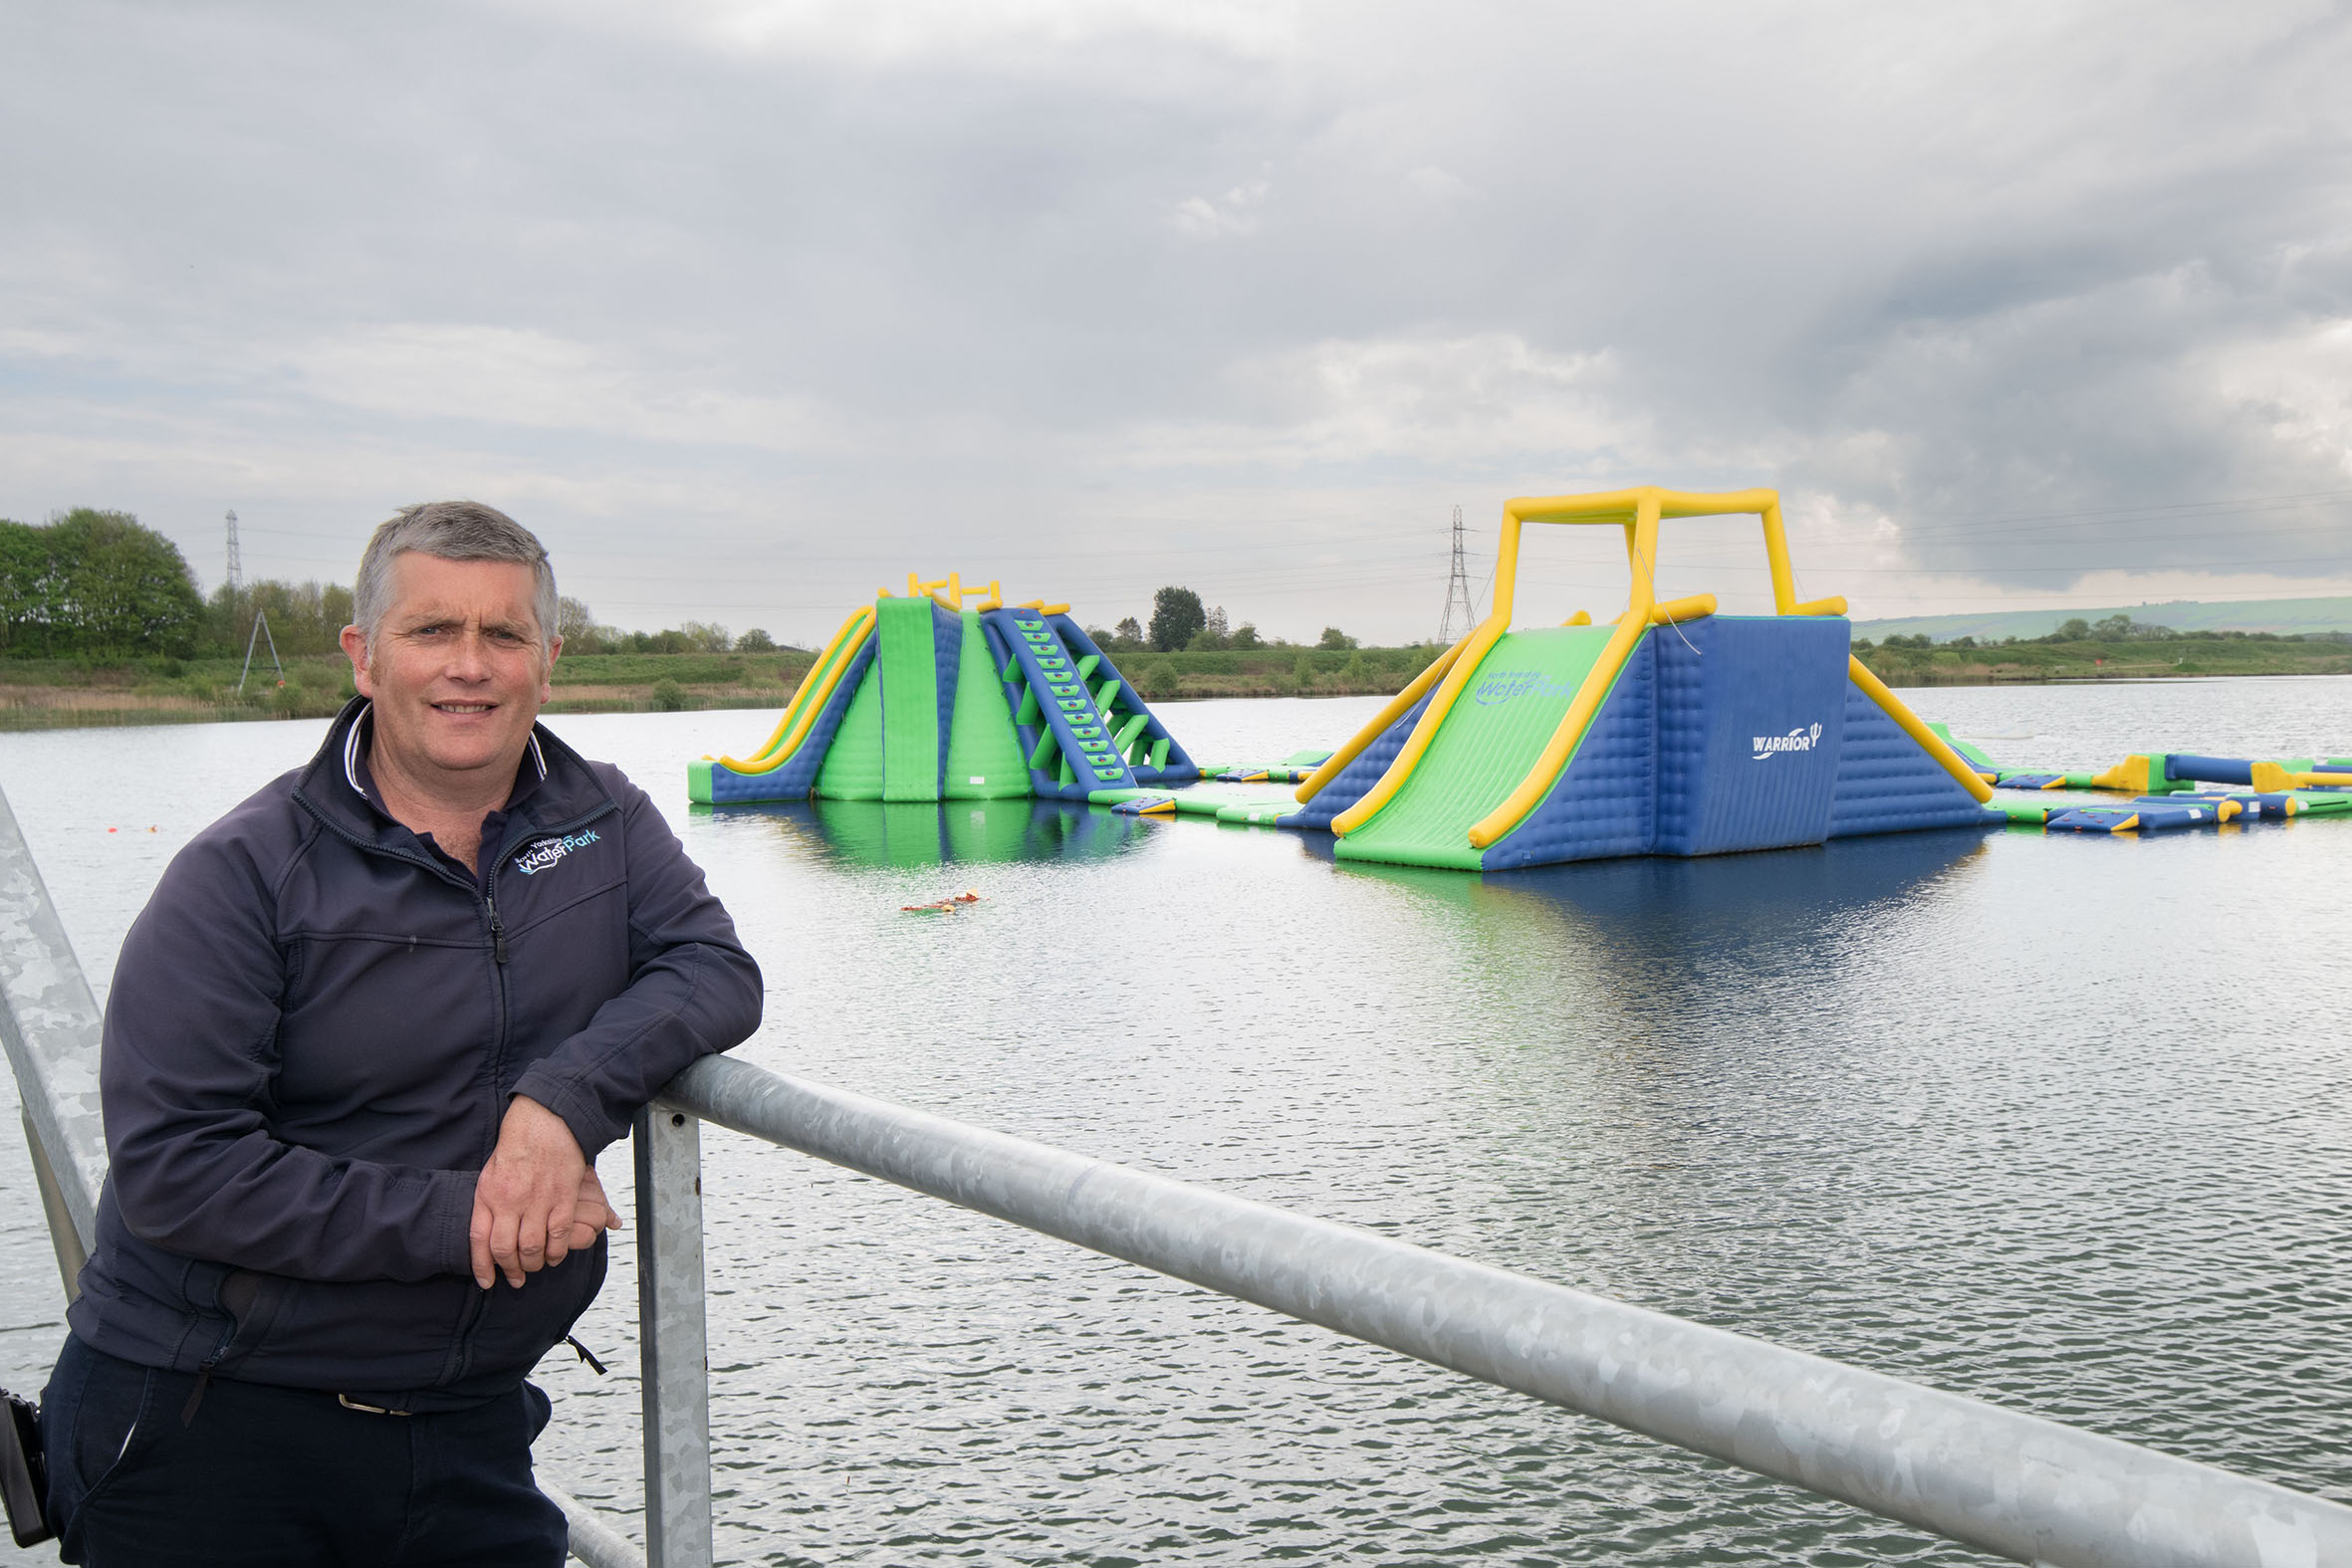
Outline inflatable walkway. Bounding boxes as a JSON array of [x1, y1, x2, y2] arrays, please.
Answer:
[[689, 574, 1199, 805], [1287, 487, 2001, 870], [1948, 732, 2352, 830]]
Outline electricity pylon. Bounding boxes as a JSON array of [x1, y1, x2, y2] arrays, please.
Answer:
[[227, 509, 285, 694], [1438, 505, 1478, 643]]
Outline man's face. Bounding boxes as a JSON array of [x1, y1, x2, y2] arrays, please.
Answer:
[[340, 553, 561, 795]]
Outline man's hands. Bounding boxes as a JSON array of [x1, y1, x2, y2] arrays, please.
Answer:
[[470, 1096, 621, 1289]]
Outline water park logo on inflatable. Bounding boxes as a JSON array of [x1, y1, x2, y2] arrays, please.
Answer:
[[1752, 723, 1825, 762], [1473, 670, 1577, 707], [512, 829, 603, 876]]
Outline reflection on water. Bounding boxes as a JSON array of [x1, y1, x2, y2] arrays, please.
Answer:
[[708, 795, 1154, 869], [1342, 824, 1987, 933], [0, 689, 2347, 1568]]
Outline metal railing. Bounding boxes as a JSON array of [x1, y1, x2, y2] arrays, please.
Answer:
[[7, 781, 2352, 1568]]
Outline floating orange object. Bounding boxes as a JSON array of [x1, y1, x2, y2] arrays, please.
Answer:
[[899, 891, 986, 914]]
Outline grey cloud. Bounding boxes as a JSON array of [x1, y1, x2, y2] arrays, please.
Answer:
[[4, 0, 2350, 642]]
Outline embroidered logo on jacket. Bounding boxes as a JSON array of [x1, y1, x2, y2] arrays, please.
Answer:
[[513, 829, 602, 876]]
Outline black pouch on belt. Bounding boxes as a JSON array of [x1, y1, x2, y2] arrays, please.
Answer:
[[1, 1387, 54, 1547]]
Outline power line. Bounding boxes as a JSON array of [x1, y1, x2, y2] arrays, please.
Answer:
[[225, 508, 284, 694], [1438, 505, 1477, 642]]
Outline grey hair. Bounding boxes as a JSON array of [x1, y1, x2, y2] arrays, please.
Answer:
[[353, 502, 560, 654]]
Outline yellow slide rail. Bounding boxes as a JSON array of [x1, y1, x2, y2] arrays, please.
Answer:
[[1846, 658, 1994, 805], [711, 603, 876, 775], [1315, 485, 1975, 849], [908, 571, 1004, 612], [1291, 634, 1473, 803], [1329, 486, 1728, 836], [1452, 486, 1984, 847]]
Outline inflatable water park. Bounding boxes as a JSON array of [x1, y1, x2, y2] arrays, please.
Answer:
[[689, 488, 2350, 868], [688, 572, 1199, 805]]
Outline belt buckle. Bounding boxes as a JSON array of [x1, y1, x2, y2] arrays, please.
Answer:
[[336, 1394, 412, 1417]]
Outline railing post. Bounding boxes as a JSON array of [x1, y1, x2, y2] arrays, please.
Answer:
[[632, 1100, 713, 1568], [23, 1107, 90, 1297], [0, 784, 108, 1278]]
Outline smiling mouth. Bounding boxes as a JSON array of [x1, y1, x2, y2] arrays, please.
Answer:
[[432, 702, 496, 714]]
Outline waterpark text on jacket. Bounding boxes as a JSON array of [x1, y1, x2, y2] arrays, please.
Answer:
[[65, 698, 764, 1410]]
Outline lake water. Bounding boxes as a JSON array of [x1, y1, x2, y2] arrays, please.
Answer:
[[3, 677, 2350, 1566]]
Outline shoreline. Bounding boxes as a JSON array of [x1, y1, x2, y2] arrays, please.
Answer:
[[2, 662, 2346, 733]]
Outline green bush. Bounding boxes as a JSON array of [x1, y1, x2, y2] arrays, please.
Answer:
[[650, 677, 689, 712]]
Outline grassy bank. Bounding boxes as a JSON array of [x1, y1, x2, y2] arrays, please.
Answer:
[[0, 646, 1436, 732], [5, 635, 2346, 732], [1852, 632, 2352, 685]]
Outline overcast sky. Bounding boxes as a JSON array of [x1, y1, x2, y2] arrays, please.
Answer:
[[6, 0, 2351, 645]]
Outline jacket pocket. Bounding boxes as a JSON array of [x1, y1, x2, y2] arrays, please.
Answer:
[[213, 1269, 297, 1373], [48, 1342, 162, 1552], [466, 1236, 610, 1391]]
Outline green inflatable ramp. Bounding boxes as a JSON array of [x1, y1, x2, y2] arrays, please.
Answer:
[[944, 608, 1029, 798], [1335, 625, 1616, 870], [877, 595, 943, 802]]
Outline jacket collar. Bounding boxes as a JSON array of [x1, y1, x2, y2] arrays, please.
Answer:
[[296, 696, 615, 849], [341, 703, 548, 804]]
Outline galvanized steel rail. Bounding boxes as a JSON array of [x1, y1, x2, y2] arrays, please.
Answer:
[[663, 1055, 2352, 1568], [0, 787, 648, 1568], [10, 775, 2352, 1567], [0, 785, 108, 1300]]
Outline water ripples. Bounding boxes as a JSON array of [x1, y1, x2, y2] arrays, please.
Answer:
[[0, 682, 2346, 1564]]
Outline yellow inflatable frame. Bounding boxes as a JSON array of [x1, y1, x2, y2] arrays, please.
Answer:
[[1295, 486, 1991, 851]]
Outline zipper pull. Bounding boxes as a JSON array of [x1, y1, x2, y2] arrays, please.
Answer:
[[487, 898, 509, 964]]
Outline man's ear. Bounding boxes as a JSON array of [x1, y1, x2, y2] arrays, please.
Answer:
[[540, 633, 563, 703], [339, 624, 374, 698]]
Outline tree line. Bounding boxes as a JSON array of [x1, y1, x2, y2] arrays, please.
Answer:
[[1862, 614, 2332, 652], [0, 508, 792, 661], [1085, 585, 1358, 654], [2, 515, 1367, 663], [0, 510, 210, 657]]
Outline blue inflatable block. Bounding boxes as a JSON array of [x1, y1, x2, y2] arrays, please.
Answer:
[[930, 602, 963, 793], [2047, 803, 2219, 833], [2137, 791, 2291, 818], [1289, 685, 1436, 830], [1482, 637, 1656, 870], [705, 636, 878, 802], [983, 608, 1138, 799], [1994, 774, 2069, 791], [1049, 617, 1200, 785], [2163, 754, 2254, 786], [1827, 681, 1995, 838], [1652, 617, 1849, 855]]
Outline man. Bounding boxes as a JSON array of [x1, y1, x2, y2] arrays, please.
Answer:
[[39, 503, 763, 1565]]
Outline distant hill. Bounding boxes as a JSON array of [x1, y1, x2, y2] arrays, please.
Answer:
[[1852, 596, 2352, 644]]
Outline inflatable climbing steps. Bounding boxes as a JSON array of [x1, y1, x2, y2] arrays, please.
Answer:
[[1283, 486, 2000, 872], [688, 577, 1197, 805]]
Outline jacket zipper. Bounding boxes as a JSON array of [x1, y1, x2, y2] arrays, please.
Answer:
[[293, 789, 616, 1388], [452, 803, 614, 1385], [181, 1318, 240, 1427]]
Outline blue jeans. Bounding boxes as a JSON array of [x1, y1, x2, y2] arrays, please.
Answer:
[[39, 1335, 567, 1567]]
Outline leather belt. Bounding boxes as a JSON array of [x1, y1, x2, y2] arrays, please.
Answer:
[[336, 1394, 412, 1416]]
